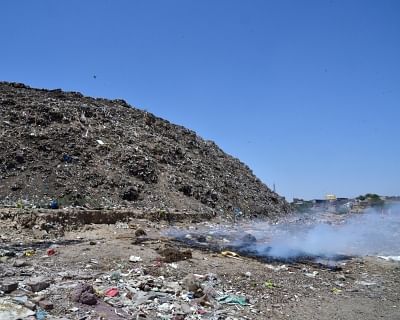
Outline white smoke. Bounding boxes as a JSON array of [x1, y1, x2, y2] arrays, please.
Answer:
[[259, 209, 400, 258], [168, 205, 400, 261]]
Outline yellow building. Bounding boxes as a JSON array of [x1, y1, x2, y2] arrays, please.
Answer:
[[325, 194, 337, 201]]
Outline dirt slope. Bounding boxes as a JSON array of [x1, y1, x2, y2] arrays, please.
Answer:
[[0, 81, 289, 218]]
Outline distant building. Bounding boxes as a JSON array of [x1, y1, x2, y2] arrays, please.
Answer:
[[311, 199, 329, 208], [293, 198, 305, 205], [325, 194, 337, 201]]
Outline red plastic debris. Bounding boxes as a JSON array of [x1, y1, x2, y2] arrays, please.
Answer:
[[47, 248, 56, 256], [104, 287, 119, 297], [153, 257, 164, 268]]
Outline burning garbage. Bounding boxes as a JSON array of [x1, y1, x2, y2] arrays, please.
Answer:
[[167, 207, 400, 268]]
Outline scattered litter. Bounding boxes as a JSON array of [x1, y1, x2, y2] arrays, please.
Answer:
[[264, 280, 274, 289], [221, 251, 242, 260], [355, 281, 377, 286], [104, 287, 119, 297], [47, 248, 56, 256], [305, 271, 319, 278], [216, 294, 249, 306], [110, 271, 121, 281], [331, 287, 342, 294], [0, 297, 36, 320], [62, 154, 73, 163], [49, 199, 59, 209], [24, 249, 35, 256], [265, 264, 288, 272], [35, 309, 48, 320], [129, 255, 142, 262]]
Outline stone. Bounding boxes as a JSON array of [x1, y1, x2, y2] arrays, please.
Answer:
[[38, 300, 54, 310], [121, 186, 140, 201], [13, 259, 28, 267], [182, 274, 203, 297], [336, 274, 346, 281], [80, 291, 98, 305], [0, 281, 18, 293], [0, 256, 10, 263], [23, 300, 36, 310], [26, 277, 50, 292], [31, 296, 45, 303], [71, 283, 97, 305], [135, 228, 147, 237]]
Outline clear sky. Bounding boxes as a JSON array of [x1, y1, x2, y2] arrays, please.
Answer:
[[1, 0, 399, 200]]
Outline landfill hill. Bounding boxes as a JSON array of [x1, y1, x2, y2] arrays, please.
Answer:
[[0, 81, 289, 218]]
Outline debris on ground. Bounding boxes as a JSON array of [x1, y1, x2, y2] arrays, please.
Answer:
[[216, 294, 249, 306], [159, 247, 192, 262], [221, 250, 242, 260], [0, 216, 398, 319], [0, 297, 36, 320], [129, 255, 143, 262]]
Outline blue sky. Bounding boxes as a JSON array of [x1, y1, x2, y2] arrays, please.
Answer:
[[1, 0, 399, 200]]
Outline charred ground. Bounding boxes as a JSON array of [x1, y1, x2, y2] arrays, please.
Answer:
[[0, 82, 289, 218]]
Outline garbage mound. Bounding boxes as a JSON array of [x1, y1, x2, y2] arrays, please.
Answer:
[[0, 81, 289, 218]]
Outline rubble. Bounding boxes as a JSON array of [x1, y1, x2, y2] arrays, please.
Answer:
[[38, 299, 54, 310], [159, 247, 192, 263], [71, 283, 98, 305], [0, 281, 18, 293], [26, 277, 51, 292], [0, 297, 36, 320], [0, 217, 398, 319]]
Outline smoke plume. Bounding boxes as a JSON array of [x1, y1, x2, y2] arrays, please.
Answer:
[[168, 205, 400, 262]]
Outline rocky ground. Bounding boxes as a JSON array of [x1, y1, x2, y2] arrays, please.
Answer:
[[0, 210, 399, 320]]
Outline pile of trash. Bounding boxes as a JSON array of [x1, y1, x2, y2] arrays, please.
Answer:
[[0, 81, 289, 219]]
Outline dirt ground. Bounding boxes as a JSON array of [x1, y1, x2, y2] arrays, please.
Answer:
[[0, 212, 399, 320]]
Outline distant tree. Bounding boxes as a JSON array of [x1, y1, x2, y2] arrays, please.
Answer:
[[365, 193, 381, 200], [357, 193, 384, 207]]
